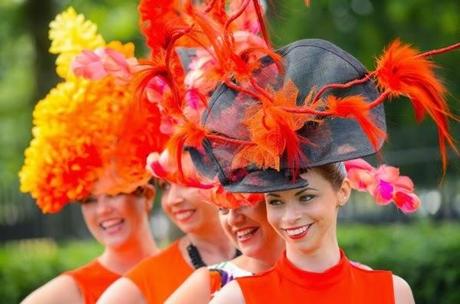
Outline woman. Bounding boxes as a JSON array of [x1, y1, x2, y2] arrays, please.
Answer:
[[211, 164, 415, 304], [184, 35, 459, 303], [165, 200, 284, 304], [164, 165, 376, 303], [20, 8, 163, 303], [155, 2, 458, 301], [97, 156, 239, 304], [21, 186, 158, 304]]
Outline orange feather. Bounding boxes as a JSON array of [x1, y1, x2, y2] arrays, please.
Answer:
[[375, 39, 458, 170], [166, 120, 212, 188], [233, 81, 307, 172]]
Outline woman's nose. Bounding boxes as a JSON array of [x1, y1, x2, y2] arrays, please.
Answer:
[[228, 208, 244, 226], [283, 204, 302, 225], [96, 196, 113, 215], [165, 184, 185, 205]]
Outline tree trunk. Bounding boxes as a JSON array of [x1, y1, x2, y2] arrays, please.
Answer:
[[25, 0, 57, 103]]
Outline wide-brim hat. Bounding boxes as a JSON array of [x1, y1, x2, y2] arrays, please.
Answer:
[[190, 39, 386, 193]]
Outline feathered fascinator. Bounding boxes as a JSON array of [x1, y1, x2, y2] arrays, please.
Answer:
[[135, 1, 458, 210], [132, 0, 273, 208], [19, 8, 167, 213]]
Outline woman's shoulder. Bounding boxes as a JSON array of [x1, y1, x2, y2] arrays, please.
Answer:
[[392, 275, 415, 304], [20, 274, 81, 304], [209, 280, 245, 304]]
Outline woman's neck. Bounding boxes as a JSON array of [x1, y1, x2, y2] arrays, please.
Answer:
[[181, 231, 235, 266], [232, 253, 276, 274], [99, 228, 158, 274], [286, 239, 341, 273]]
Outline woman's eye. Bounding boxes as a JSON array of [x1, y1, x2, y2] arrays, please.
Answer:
[[267, 200, 283, 206], [218, 207, 230, 215], [158, 182, 170, 191], [132, 187, 144, 196], [299, 194, 315, 202], [82, 197, 97, 204]]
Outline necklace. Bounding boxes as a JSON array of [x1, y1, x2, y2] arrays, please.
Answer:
[[186, 243, 242, 269]]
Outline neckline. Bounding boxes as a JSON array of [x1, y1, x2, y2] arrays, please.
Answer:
[[186, 242, 242, 269], [93, 259, 121, 277], [277, 249, 350, 288]]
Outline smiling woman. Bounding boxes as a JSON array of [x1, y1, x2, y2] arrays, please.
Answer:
[[97, 154, 238, 304], [80, 188, 155, 252], [18, 8, 163, 304], [162, 1, 458, 302], [21, 186, 158, 304]]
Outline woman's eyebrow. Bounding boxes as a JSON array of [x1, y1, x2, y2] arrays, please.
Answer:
[[266, 193, 281, 198], [295, 187, 317, 196]]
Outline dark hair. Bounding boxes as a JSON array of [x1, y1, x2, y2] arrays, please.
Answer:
[[313, 162, 346, 190]]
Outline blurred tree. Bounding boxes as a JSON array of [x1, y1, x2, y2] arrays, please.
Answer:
[[25, 0, 57, 101]]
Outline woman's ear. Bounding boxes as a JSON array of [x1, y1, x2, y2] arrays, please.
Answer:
[[337, 178, 352, 207], [143, 184, 156, 212]]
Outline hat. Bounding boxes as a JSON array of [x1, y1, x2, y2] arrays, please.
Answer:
[[192, 38, 386, 193], [19, 8, 166, 213], [133, 1, 458, 209], [180, 3, 458, 195]]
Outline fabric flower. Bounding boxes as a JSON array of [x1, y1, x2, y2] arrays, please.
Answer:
[[49, 7, 105, 79], [19, 8, 165, 213], [345, 159, 420, 213]]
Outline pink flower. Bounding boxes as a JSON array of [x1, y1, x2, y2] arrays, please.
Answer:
[[72, 49, 107, 79], [393, 191, 420, 213], [344, 158, 374, 191], [373, 180, 394, 205], [344, 158, 421, 213], [146, 76, 169, 103], [72, 47, 136, 83], [146, 152, 169, 179]]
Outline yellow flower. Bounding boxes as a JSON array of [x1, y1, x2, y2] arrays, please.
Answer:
[[49, 7, 105, 79], [20, 8, 165, 213]]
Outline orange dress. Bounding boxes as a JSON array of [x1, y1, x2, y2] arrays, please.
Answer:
[[125, 240, 194, 304], [237, 250, 395, 304], [64, 260, 120, 304]]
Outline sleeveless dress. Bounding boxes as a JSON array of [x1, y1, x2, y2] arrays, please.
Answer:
[[237, 249, 395, 304], [126, 240, 194, 304], [64, 260, 120, 304]]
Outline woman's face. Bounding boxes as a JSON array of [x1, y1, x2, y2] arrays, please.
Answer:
[[160, 181, 220, 235], [264, 169, 350, 254], [218, 201, 283, 259], [81, 187, 153, 249]]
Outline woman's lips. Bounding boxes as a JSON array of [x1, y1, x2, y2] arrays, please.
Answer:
[[283, 223, 313, 240], [173, 209, 196, 222], [235, 227, 259, 243], [99, 218, 124, 234]]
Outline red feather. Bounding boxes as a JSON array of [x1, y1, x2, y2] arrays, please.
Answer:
[[166, 121, 213, 189], [138, 0, 188, 52], [327, 95, 387, 151], [375, 39, 458, 170]]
